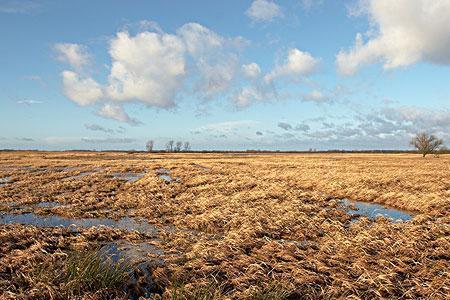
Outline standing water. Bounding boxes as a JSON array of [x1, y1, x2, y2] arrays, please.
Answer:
[[341, 198, 413, 221], [0, 213, 159, 234]]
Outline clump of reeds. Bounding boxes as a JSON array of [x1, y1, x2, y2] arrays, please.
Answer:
[[250, 282, 296, 300], [61, 248, 131, 295], [170, 280, 225, 300], [27, 248, 132, 299]]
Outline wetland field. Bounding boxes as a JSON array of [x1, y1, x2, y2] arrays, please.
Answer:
[[0, 151, 449, 299]]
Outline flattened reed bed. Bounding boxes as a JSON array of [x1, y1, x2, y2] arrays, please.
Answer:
[[0, 224, 167, 299], [0, 151, 449, 299]]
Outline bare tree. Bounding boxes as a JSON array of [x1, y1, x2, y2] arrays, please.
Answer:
[[165, 140, 174, 152], [410, 133, 444, 157], [183, 141, 191, 152], [174, 141, 183, 152], [145, 140, 154, 152]]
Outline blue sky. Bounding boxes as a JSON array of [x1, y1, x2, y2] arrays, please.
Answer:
[[1, 0, 449, 150]]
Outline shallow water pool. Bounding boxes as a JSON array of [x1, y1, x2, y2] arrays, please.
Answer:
[[0, 212, 159, 234], [341, 198, 413, 221]]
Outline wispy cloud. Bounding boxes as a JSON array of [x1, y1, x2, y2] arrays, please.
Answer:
[[302, 90, 330, 103], [23, 75, 46, 87], [81, 137, 136, 144], [278, 122, 292, 131], [0, 0, 41, 14], [301, 0, 324, 11], [84, 123, 114, 134], [17, 99, 43, 105], [16, 137, 34, 142], [270, 106, 450, 149], [193, 120, 258, 133]]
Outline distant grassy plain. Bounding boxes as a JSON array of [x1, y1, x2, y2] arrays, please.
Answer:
[[0, 151, 449, 299]]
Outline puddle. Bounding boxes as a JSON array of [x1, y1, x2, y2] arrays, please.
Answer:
[[62, 166, 81, 172], [102, 241, 164, 264], [64, 171, 94, 180], [155, 168, 180, 183], [0, 213, 159, 234], [0, 201, 62, 208], [16, 166, 33, 170], [64, 167, 103, 180], [156, 168, 170, 175], [113, 172, 145, 183], [340, 198, 413, 221], [101, 241, 163, 299], [192, 164, 211, 172], [0, 177, 11, 187], [0, 177, 10, 183], [0, 210, 163, 299], [158, 174, 177, 182], [0, 202, 19, 207], [35, 202, 61, 208]]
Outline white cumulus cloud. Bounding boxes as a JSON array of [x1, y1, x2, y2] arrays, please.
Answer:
[[54, 43, 91, 70], [106, 31, 186, 108], [178, 23, 243, 99], [97, 103, 142, 126], [246, 0, 283, 22], [234, 86, 265, 108], [337, 0, 450, 75], [302, 89, 330, 103], [265, 48, 319, 82], [62, 71, 103, 106], [242, 63, 261, 79], [58, 22, 251, 118]]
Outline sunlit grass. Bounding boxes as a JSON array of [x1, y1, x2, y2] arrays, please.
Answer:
[[63, 249, 131, 295], [28, 248, 132, 299]]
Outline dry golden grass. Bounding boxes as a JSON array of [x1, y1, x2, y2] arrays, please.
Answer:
[[0, 151, 449, 299]]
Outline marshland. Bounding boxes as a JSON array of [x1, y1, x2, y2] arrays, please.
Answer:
[[0, 151, 448, 299]]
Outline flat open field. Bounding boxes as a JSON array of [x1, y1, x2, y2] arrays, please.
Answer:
[[0, 151, 449, 299]]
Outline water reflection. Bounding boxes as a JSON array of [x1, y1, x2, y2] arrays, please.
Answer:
[[341, 198, 413, 221]]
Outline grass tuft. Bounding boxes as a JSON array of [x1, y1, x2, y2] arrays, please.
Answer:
[[171, 280, 225, 300], [251, 282, 296, 300], [62, 248, 132, 295]]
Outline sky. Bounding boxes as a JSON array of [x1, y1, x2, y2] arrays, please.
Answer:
[[1, 0, 449, 151]]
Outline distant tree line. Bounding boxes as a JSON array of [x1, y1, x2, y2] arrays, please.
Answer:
[[142, 132, 447, 156], [145, 140, 191, 152]]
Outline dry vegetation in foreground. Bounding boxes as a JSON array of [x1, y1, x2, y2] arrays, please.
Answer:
[[0, 151, 449, 299]]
